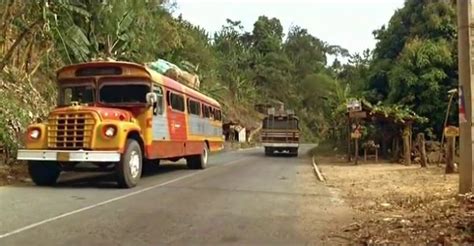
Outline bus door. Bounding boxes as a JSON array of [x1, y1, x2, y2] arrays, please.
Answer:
[[151, 86, 169, 140]]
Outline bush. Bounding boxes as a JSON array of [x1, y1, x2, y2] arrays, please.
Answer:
[[0, 68, 54, 161]]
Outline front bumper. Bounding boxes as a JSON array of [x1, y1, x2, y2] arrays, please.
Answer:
[[17, 149, 121, 162], [262, 143, 299, 148]]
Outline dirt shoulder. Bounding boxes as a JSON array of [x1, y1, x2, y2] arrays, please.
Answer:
[[0, 163, 29, 186], [316, 155, 473, 245]]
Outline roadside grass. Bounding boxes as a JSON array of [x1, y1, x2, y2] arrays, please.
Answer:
[[307, 140, 346, 158]]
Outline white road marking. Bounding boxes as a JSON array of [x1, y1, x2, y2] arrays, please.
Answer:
[[0, 157, 250, 240]]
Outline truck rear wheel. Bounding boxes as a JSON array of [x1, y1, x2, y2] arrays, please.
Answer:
[[265, 147, 273, 156], [187, 144, 208, 169], [28, 161, 61, 186], [116, 139, 142, 188], [290, 148, 299, 157]]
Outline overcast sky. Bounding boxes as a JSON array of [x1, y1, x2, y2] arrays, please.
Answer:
[[173, 0, 405, 61]]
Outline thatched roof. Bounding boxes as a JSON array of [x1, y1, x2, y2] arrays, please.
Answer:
[[348, 98, 428, 125]]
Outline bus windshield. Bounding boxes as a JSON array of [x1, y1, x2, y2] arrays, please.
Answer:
[[99, 83, 150, 105], [59, 84, 95, 106]]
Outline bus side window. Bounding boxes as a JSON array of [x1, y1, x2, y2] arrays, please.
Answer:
[[202, 104, 208, 118], [206, 106, 211, 119], [166, 91, 171, 108], [153, 86, 163, 115], [188, 99, 201, 116], [169, 92, 185, 112], [209, 107, 214, 120]]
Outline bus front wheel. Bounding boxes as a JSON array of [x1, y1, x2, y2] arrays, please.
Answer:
[[28, 161, 61, 186], [187, 144, 208, 169], [116, 139, 143, 188]]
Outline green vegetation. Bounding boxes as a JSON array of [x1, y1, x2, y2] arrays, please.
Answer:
[[0, 0, 460, 157], [365, 0, 458, 131]]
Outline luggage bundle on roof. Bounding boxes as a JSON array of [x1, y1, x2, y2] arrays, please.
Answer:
[[146, 59, 201, 90]]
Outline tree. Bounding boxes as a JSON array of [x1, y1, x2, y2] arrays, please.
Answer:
[[387, 38, 455, 131], [284, 26, 327, 78], [367, 0, 457, 134], [251, 16, 284, 55]]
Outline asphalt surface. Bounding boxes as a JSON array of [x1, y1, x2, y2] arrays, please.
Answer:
[[0, 145, 351, 245]]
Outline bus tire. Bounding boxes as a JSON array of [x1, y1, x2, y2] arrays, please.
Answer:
[[116, 139, 142, 188], [187, 144, 208, 169], [28, 161, 61, 186]]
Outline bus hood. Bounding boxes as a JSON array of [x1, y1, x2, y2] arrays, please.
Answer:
[[52, 106, 133, 122]]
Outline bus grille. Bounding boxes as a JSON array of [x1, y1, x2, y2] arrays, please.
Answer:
[[47, 112, 95, 149]]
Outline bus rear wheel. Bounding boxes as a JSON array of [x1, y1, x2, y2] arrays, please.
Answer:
[[187, 144, 208, 169], [28, 161, 61, 186], [116, 139, 142, 188]]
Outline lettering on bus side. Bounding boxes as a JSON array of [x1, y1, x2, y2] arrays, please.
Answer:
[[166, 90, 187, 140]]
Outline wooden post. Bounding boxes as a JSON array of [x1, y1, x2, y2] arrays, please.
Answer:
[[446, 136, 456, 174], [375, 147, 378, 162], [355, 137, 359, 165], [417, 133, 428, 168], [364, 147, 367, 161], [438, 91, 457, 165], [392, 137, 399, 162], [353, 120, 361, 165], [403, 125, 411, 165], [347, 116, 352, 162], [457, 0, 474, 193]]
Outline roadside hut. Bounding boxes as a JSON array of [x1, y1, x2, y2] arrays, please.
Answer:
[[346, 99, 427, 164]]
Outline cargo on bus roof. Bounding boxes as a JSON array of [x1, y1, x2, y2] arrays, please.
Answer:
[[56, 60, 219, 108]]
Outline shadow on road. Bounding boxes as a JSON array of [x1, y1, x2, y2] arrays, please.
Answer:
[[269, 153, 301, 158], [16, 163, 190, 189], [244, 150, 302, 159], [141, 163, 188, 177]]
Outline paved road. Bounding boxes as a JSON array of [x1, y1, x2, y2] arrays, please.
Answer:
[[0, 145, 351, 245]]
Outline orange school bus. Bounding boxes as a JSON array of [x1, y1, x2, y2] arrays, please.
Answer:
[[17, 61, 224, 188]]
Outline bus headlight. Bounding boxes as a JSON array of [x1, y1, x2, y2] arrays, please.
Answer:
[[29, 129, 41, 140], [103, 125, 117, 138]]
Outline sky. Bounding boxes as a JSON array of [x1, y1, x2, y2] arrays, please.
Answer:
[[173, 0, 405, 63]]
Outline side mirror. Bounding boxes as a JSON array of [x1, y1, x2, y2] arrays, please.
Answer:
[[146, 92, 158, 106]]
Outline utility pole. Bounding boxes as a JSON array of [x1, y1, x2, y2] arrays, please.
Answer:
[[457, 0, 474, 194]]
